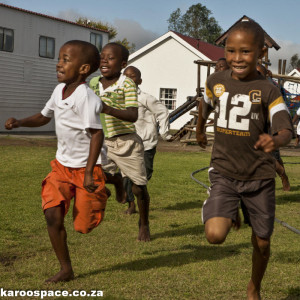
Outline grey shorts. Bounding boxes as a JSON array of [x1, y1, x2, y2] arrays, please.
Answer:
[[103, 133, 147, 186], [202, 168, 275, 239]]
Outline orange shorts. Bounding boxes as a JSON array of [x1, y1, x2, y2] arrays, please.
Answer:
[[42, 159, 108, 234]]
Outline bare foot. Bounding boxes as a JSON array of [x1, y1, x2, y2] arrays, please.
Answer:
[[125, 201, 137, 215], [247, 279, 261, 300], [113, 174, 126, 203], [137, 224, 150, 242], [45, 269, 74, 283]]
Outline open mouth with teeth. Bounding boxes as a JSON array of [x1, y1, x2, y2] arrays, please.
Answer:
[[57, 71, 64, 78]]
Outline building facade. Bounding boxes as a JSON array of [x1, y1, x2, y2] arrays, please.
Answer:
[[128, 31, 224, 129], [0, 3, 109, 132]]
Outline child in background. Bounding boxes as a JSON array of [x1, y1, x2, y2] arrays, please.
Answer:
[[89, 43, 151, 241], [196, 20, 293, 299], [5, 40, 108, 283], [215, 57, 229, 72], [123, 66, 171, 214]]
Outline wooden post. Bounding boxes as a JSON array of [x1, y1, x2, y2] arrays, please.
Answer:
[[278, 59, 282, 75], [197, 64, 201, 97], [265, 51, 269, 69], [278, 59, 282, 88], [207, 64, 211, 78], [282, 59, 287, 75]]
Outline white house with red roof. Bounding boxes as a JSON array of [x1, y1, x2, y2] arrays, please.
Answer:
[[128, 30, 224, 129], [0, 3, 109, 132]]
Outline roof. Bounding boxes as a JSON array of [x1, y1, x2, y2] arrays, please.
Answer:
[[0, 3, 108, 34], [171, 31, 224, 61], [215, 15, 280, 51], [129, 30, 224, 62]]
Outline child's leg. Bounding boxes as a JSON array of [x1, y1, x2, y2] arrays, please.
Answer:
[[105, 172, 126, 203], [44, 204, 74, 283], [123, 177, 137, 214], [205, 216, 232, 244], [247, 231, 270, 300], [132, 184, 150, 241]]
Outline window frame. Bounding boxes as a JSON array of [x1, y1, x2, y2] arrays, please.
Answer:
[[159, 88, 177, 110], [90, 32, 103, 52], [39, 36, 55, 59], [0, 26, 14, 52]]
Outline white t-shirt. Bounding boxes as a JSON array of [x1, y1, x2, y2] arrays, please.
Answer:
[[41, 83, 107, 167], [297, 107, 300, 135], [135, 88, 171, 150]]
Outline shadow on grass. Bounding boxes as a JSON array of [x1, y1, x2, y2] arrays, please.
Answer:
[[77, 242, 250, 279], [283, 286, 300, 299], [163, 200, 202, 211], [272, 251, 300, 264], [150, 224, 204, 239], [276, 192, 300, 205]]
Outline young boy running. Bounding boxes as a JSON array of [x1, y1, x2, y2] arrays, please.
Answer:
[[5, 40, 108, 283], [89, 43, 151, 241], [123, 66, 171, 214], [196, 20, 293, 299]]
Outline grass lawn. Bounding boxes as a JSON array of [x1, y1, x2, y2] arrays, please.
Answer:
[[0, 137, 300, 299]]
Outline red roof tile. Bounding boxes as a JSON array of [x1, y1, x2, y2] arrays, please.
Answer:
[[172, 31, 224, 61]]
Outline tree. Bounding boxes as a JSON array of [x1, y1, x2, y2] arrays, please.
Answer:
[[167, 3, 222, 44], [288, 54, 300, 72], [76, 18, 135, 53], [76, 17, 117, 40], [113, 38, 136, 54]]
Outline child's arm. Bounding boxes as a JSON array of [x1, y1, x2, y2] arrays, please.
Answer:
[[84, 128, 104, 193], [196, 100, 213, 148], [292, 113, 299, 124], [101, 102, 138, 123], [254, 129, 292, 153], [5, 113, 51, 130]]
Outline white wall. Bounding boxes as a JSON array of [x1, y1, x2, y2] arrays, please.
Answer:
[[0, 5, 108, 132], [129, 37, 211, 129]]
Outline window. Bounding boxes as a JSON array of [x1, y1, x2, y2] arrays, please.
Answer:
[[39, 36, 55, 58], [160, 88, 177, 110], [0, 27, 14, 52], [90, 33, 102, 52]]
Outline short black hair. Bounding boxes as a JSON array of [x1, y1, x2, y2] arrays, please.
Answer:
[[217, 57, 226, 62], [63, 40, 100, 75], [125, 66, 141, 79], [104, 42, 129, 62], [227, 19, 265, 49]]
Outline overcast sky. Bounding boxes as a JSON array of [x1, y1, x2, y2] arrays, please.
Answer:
[[3, 0, 300, 72]]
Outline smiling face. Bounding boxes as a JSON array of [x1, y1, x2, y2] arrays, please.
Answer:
[[225, 29, 264, 81], [100, 44, 127, 80], [56, 44, 85, 85]]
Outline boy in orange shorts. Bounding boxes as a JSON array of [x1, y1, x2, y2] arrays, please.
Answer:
[[5, 40, 108, 283]]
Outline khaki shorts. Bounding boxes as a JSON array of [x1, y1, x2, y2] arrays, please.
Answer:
[[42, 159, 108, 234], [202, 168, 275, 239], [103, 133, 147, 186]]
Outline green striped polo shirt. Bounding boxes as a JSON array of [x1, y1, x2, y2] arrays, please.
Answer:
[[89, 74, 138, 138]]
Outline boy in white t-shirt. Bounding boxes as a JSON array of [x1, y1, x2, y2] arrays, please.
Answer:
[[5, 40, 108, 283]]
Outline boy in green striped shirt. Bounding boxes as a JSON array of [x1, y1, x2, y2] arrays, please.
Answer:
[[90, 43, 150, 241]]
